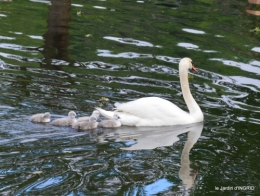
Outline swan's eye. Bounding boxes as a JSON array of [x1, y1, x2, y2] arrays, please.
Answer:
[[191, 61, 194, 65]]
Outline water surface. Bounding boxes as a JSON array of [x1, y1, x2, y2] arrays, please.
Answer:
[[0, 0, 260, 195]]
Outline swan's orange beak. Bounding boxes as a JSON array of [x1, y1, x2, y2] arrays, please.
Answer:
[[191, 64, 198, 73]]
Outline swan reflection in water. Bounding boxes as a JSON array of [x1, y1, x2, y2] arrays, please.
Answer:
[[96, 122, 203, 189]]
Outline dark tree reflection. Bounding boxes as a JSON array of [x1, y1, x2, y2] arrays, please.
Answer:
[[42, 0, 71, 67]]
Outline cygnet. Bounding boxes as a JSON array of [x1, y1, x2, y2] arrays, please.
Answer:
[[74, 116, 98, 130], [77, 110, 100, 122], [72, 120, 81, 129], [30, 112, 51, 123], [98, 113, 121, 128], [52, 111, 77, 126]]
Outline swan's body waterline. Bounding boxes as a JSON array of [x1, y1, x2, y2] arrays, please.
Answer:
[[97, 58, 203, 126]]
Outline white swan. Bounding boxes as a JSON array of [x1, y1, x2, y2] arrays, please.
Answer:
[[52, 111, 77, 126], [96, 57, 203, 126], [30, 112, 51, 123]]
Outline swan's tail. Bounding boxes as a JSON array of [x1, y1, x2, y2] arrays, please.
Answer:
[[95, 107, 114, 120]]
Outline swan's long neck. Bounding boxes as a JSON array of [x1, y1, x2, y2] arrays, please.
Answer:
[[179, 66, 203, 120]]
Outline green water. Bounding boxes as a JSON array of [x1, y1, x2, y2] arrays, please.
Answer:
[[0, 0, 260, 195]]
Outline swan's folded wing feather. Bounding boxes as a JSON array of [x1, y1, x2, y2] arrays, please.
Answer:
[[95, 107, 115, 119], [115, 97, 189, 120], [114, 102, 123, 107]]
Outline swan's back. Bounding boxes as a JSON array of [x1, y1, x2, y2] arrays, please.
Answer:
[[116, 97, 188, 118], [115, 97, 194, 126]]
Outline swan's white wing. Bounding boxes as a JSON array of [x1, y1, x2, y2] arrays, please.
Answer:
[[114, 97, 192, 126], [97, 97, 194, 126], [114, 102, 122, 107], [116, 97, 188, 118], [95, 107, 144, 126], [95, 108, 115, 119]]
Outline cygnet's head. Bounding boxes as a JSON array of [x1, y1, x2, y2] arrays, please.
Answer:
[[113, 113, 120, 120], [68, 111, 77, 119], [43, 112, 51, 119], [92, 110, 100, 115], [179, 57, 198, 73], [89, 116, 97, 122]]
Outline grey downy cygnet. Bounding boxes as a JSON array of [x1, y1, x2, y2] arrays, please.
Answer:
[[30, 112, 51, 123], [72, 110, 99, 129], [52, 111, 77, 126], [98, 113, 121, 128], [77, 110, 100, 122], [74, 116, 98, 130]]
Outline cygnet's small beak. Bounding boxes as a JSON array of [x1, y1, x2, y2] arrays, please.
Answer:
[[191, 64, 199, 73]]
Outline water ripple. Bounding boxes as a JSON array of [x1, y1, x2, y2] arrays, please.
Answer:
[[251, 47, 260, 53], [177, 42, 199, 50], [103, 36, 155, 47], [0, 52, 40, 63], [0, 36, 15, 40], [29, 0, 50, 4], [15, 173, 76, 195], [144, 178, 173, 195], [182, 28, 206, 34], [0, 14, 7, 18], [97, 49, 153, 59], [0, 59, 5, 69], [155, 56, 180, 64], [1, 0, 260, 194], [231, 76, 260, 90], [27, 35, 43, 40], [93, 6, 107, 9], [210, 58, 260, 75], [0, 43, 37, 52], [177, 43, 217, 53]]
